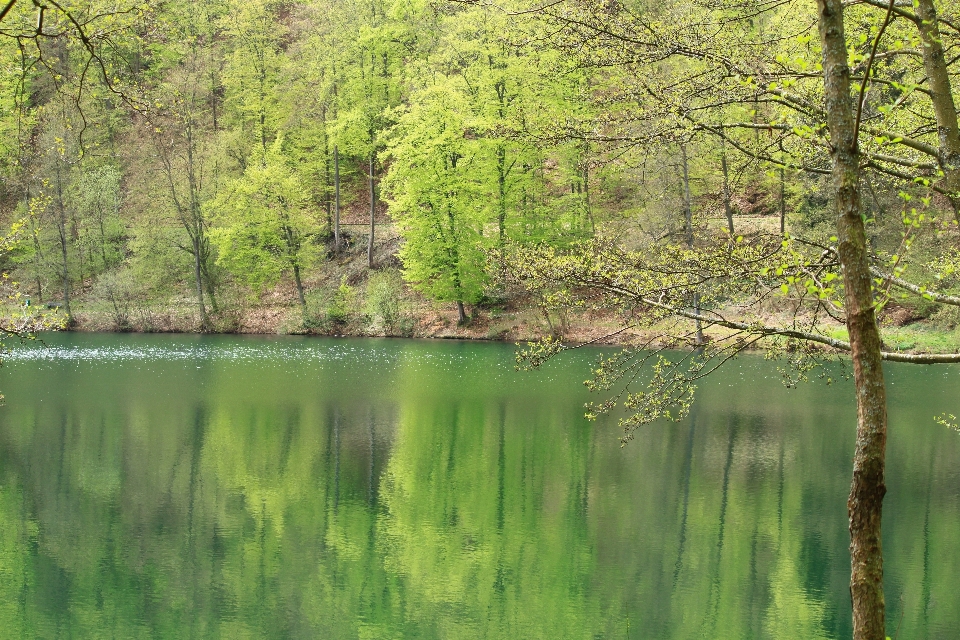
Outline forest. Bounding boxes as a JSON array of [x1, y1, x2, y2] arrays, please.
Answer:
[[4, 0, 960, 638], [1, 0, 605, 334], [0, 0, 955, 346]]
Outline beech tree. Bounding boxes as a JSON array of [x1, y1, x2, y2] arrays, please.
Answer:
[[384, 83, 489, 322], [209, 138, 321, 306], [508, 1, 960, 637]]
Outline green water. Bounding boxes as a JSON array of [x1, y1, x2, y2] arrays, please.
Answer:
[[0, 334, 957, 639]]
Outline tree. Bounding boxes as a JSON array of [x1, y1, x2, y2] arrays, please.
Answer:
[[209, 138, 321, 306], [331, 0, 417, 268], [70, 165, 123, 272], [508, 1, 960, 637], [384, 82, 489, 323], [143, 1, 227, 330], [383, 0, 590, 318]]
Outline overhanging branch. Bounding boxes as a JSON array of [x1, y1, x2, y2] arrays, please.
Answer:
[[578, 278, 960, 363], [870, 266, 960, 306]]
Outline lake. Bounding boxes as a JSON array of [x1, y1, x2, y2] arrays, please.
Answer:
[[0, 333, 957, 638]]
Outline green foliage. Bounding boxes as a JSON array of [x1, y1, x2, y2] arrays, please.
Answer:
[[69, 165, 125, 271], [327, 276, 356, 324], [90, 269, 137, 330], [384, 82, 490, 306], [209, 138, 321, 295], [364, 269, 410, 335]]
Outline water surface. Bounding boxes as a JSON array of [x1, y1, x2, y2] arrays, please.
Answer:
[[0, 333, 957, 638]]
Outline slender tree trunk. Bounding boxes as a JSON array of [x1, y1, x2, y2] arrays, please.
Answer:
[[780, 167, 786, 234], [721, 140, 734, 234], [818, 2, 889, 638], [192, 236, 209, 331], [54, 163, 72, 326], [497, 143, 507, 245], [184, 119, 211, 327], [201, 254, 219, 314], [293, 264, 306, 308], [210, 68, 219, 132], [914, 0, 960, 215], [98, 212, 109, 267], [282, 221, 307, 308], [26, 190, 45, 302], [584, 156, 595, 235], [680, 144, 704, 345], [456, 300, 467, 324], [368, 149, 376, 268], [334, 145, 341, 253], [322, 110, 332, 231]]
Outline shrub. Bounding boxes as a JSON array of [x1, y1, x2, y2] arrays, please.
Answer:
[[91, 270, 136, 330], [327, 277, 356, 324], [365, 269, 404, 333]]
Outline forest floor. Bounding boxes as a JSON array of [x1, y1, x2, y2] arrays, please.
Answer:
[[58, 219, 960, 354]]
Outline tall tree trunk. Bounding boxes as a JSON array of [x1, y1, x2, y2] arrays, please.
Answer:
[[201, 253, 219, 314], [497, 143, 507, 245], [680, 144, 704, 345], [283, 222, 307, 308], [721, 140, 734, 234], [368, 149, 376, 268], [322, 109, 332, 231], [210, 68, 219, 132], [25, 190, 44, 302], [54, 163, 72, 326], [192, 236, 209, 331], [780, 167, 786, 234], [818, 2, 889, 638], [583, 153, 595, 235], [456, 300, 467, 324], [915, 0, 960, 215], [293, 264, 306, 308], [184, 119, 211, 327], [334, 145, 341, 253], [98, 212, 109, 267]]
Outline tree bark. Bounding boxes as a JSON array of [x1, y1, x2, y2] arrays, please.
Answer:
[[818, 2, 889, 638], [55, 164, 72, 327], [334, 145, 341, 253], [780, 167, 786, 234], [282, 220, 307, 309], [582, 140, 595, 235], [368, 149, 376, 268], [192, 237, 209, 331], [201, 253, 219, 314], [914, 0, 960, 214], [721, 140, 734, 234], [680, 144, 704, 345], [497, 143, 507, 245], [293, 263, 306, 308], [184, 118, 210, 329]]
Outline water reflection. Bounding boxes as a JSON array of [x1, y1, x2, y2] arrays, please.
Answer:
[[0, 333, 957, 638]]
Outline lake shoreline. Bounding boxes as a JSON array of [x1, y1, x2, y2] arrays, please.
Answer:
[[58, 300, 960, 356]]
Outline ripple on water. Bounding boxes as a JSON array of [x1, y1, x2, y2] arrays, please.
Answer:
[[0, 340, 525, 380], [3, 342, 411, 364]]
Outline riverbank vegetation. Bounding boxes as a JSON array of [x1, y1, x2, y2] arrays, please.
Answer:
[[4, 0, 960, 636], [0, 0, 956, 349]]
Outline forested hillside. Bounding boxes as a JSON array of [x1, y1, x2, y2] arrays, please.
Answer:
[[0, 0, 958, 348], [0, 0, 586, 335]]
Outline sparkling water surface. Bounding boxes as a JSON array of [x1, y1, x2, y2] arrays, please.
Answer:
[[0, 332, 957, 638]]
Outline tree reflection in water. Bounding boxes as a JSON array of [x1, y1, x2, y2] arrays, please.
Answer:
[[0, 333, 957, 638]]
